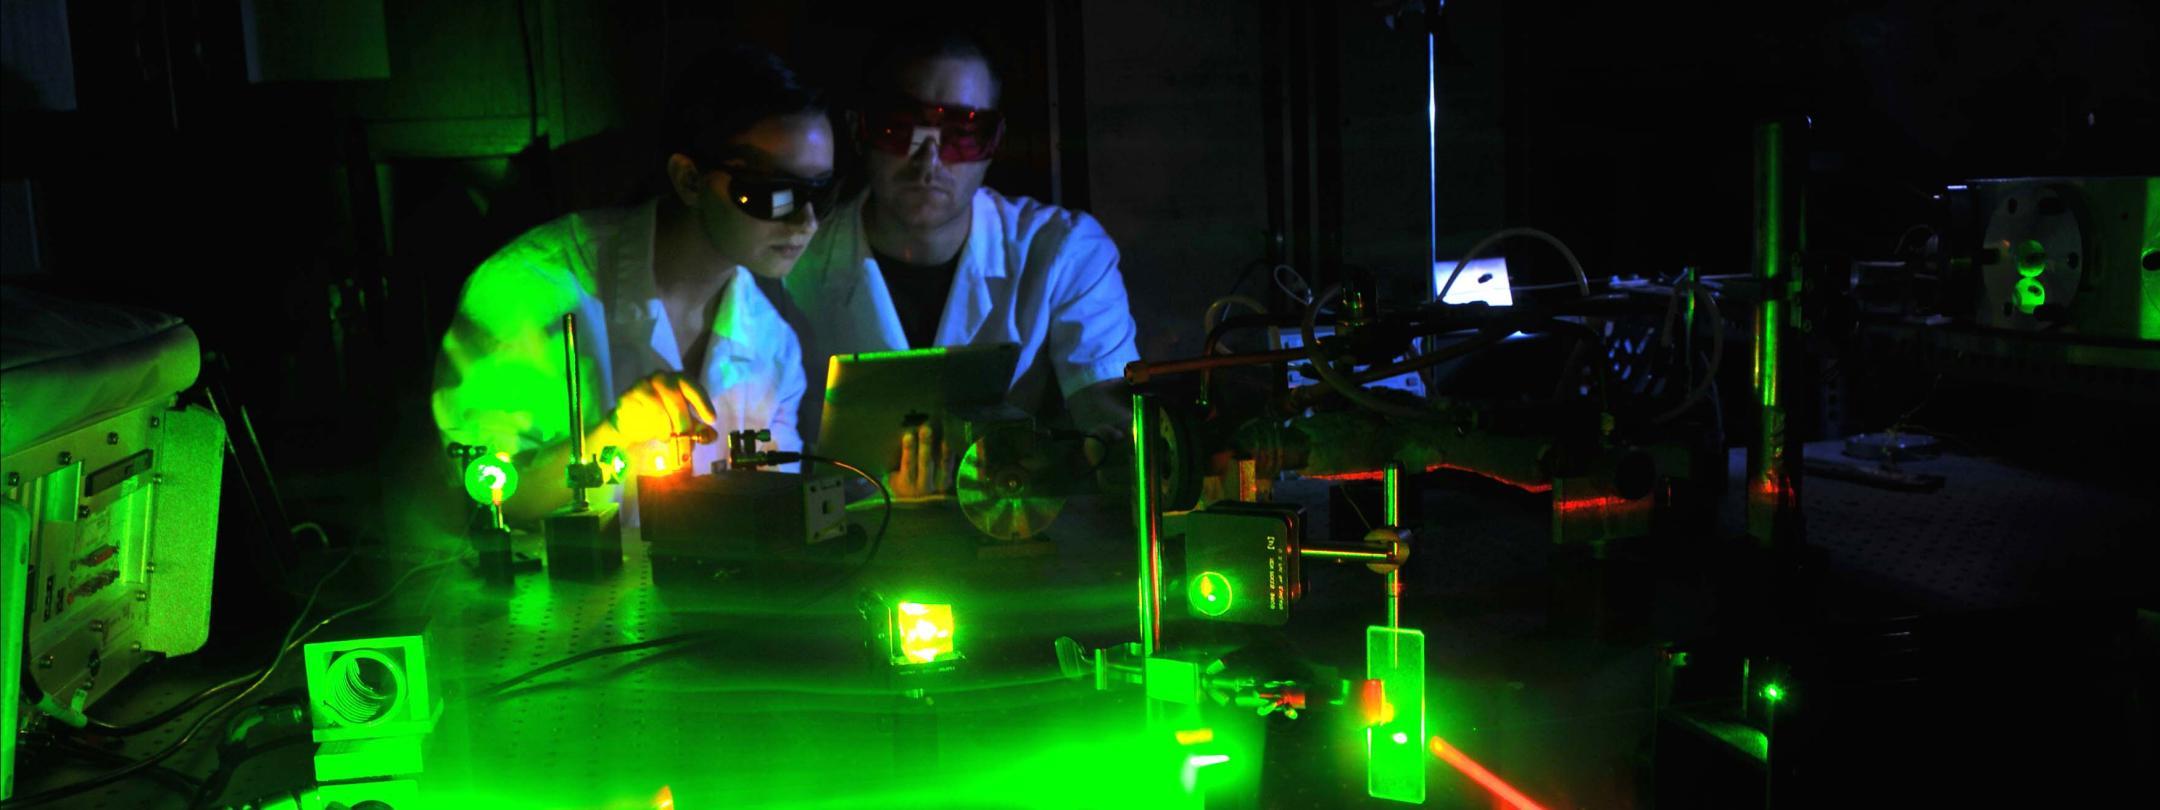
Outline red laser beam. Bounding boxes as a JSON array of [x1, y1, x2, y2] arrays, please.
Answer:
[[1552, 495, 1631, 513], [1429, 737, 1547, 810], [1305, 462, 1554, 493]]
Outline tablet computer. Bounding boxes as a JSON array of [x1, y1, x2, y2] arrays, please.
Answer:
[[814, 343, 1021, 477]]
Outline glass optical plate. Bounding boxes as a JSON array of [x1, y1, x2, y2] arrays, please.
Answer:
[[956, 429, 1066, 541], [1366, 626, 1426, 804]]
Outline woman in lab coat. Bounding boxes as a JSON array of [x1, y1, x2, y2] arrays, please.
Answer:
[[433, 44, 837, 523]]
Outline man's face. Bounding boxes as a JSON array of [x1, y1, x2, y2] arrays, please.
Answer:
[[864, 57, 999, 232]]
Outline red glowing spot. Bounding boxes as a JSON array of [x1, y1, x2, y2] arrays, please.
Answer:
[[1429, 737, 1547, 810], [1356, 679, 1392, 727]]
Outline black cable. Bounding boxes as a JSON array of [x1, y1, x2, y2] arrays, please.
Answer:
[[479, 631, 716, 699], [85, 519, 352, 737], [1302, 282, 1437, 420], [789, 454, 892, 610], [1201, 312, 1285, 359], [484, 634, 722, 704], [17, 735, 201, 798], [187, 734, 311, 810], [82, 673, 251, 737], [2, 546, 334, 807], [187, 705, 311, 810], [477, 455, 892, 702], [3, 553, 461, 808], [1224, 257, 1269, 298]]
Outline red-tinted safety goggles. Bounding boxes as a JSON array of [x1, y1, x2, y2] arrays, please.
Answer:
[[858, 103, 1006, 164]]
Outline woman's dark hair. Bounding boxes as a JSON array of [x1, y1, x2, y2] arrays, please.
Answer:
[[663, 42, 825, 166]]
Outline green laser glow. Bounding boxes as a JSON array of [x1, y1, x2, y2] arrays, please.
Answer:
[[2014, 238, 2048, 314], [1133, 394, 1160, 656], [850, 346, 950, 363], [1188, 571, 1234, 618], [462, 458, 519, 505], [893, 601, 956, 665], [1367, 626, 1426, 803], [598, 446, 628, 481], [1761, 683, 1784, 703], [2140, 177, 2159, 340], [1179, 753, 1231, 795]]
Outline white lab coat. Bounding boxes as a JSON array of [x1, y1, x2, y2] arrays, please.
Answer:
[[433, 199, 805, 477], [784, 188, 1139, 417]]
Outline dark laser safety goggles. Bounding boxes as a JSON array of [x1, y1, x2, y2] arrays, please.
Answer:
[[858, 103, 1006, 164], [716, 167, 838, 221]]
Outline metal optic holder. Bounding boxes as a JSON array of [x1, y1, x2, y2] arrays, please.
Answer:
[[448, 443, 520, 589], [637, 427, 849, 607], [1057, 391, 1423, 801], [544, 314, 626, 581]]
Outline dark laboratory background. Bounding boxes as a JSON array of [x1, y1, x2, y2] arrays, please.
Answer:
[[3, 0, 2155, 807]]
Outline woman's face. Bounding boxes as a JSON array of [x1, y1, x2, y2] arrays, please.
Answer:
[[678, 111, 835, 279]]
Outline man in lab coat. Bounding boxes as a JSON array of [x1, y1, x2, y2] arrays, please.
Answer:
[[434, 45, 833, 522], [786, 27, 1140, 497]]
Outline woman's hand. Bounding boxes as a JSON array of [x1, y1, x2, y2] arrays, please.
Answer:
[[607, 372, 718, 445]]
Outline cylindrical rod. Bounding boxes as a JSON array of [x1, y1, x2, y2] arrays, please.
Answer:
[[1746, 120, 1803, 549], [563, 313, 588, 511], [1301, 546, 1392, 562], [1385, 462, 1402, 629], [1133, 393, 1163, 657]]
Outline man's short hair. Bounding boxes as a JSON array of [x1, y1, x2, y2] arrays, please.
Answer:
[[664, 42, 825, 166], [855, 23, 1006, 107]]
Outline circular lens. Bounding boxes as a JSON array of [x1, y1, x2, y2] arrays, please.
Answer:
[[1189, 571, 1234, 618], [462, 458, 519, 504], [324, 650, 406, 727]]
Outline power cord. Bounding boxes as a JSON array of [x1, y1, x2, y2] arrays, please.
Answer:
[[476, 453, 893, 702], [4, 552, 464, 808]]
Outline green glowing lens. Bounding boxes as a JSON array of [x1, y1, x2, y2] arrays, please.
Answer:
[[1761, 683, 1784, 703], [2012, 239, 2049, 314], [2014, 239, 2047, 277], [462, 458, 519, 504], [1188, 571, 1234, 618], [598, 446, 628, 481]]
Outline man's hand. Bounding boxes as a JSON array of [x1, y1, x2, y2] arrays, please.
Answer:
[[1067, 379, 1134, 493], [890, 421, 955, 499], [608, 372, 718, 445]]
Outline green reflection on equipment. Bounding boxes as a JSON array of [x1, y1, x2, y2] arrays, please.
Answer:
[[462, 457, 519, 504], [1367, 626, 1426, 804], [598, 446, 628, 482], [2014, 238, 2048, 314], [851, 346, 949, 363], [893, 601, 957, 665], [2139, 178, 2159, 340], [1188, 571, 1234, 618]]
